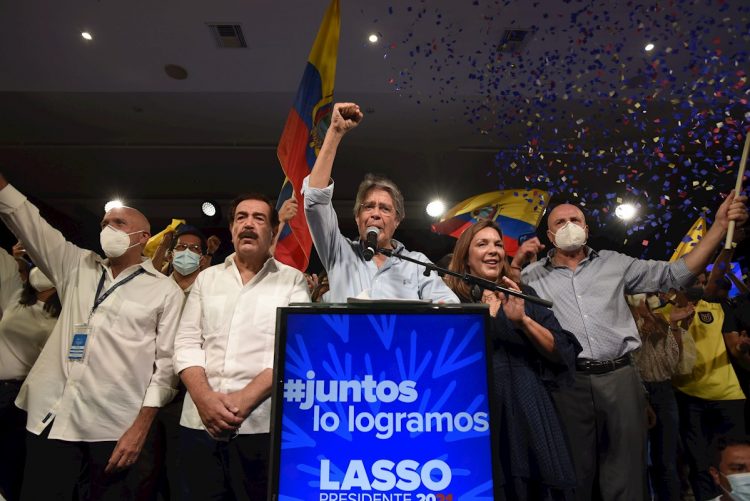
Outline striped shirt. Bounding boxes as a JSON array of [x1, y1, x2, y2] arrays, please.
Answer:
[[522, 248, 694, 361]]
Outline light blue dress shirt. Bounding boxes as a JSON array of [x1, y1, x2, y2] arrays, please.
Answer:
[[302, 177, 459, 304], [522, 247, 694, 361]]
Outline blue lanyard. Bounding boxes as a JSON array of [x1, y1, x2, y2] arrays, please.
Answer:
[[90, 267, 146, 319]]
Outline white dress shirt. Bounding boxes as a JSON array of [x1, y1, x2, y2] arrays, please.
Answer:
[[0, 184, 184, 441], [0, 245, 23, 317], [0, 246, 58, 381], [174, 254, 309, 435]]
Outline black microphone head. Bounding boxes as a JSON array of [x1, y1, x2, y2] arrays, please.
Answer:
[[363, 226, 380, 261]]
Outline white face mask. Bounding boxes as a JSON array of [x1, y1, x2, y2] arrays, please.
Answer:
[[29, 267, 54, 292], [723, 471, 750, 501], [551, 221, 587, 252], [100, 226, 142, 258]]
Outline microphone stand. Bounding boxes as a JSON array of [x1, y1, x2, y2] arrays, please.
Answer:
[[377, 247, 553, 309]]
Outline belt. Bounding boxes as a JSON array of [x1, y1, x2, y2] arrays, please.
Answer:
[[576, 354, 631, 374]]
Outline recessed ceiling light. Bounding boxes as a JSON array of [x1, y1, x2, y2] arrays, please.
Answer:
[[104, 200, 124, 212], [368, 34, 379, 43], [615, 203, 637, 220], [426, 200, 446, 218], [201, 201, 217, 217], [81, 32, 93, 41], [644, 43, 655, 52]]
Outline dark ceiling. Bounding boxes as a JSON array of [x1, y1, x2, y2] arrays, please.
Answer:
[[0, 0, 748, 271]]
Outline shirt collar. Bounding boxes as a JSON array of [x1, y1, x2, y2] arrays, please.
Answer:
[[102, 256, 159, 277], [543, 246, 598, 269], [225, 252, 278, 273]]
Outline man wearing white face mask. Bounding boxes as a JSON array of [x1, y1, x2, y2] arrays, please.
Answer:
[[709, 436, 750, 501], [0, 174, 184, 500], [515, 195, 748, 501]]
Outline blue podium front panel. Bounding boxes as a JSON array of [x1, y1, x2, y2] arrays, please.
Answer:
[[270, 305, 496, 501]]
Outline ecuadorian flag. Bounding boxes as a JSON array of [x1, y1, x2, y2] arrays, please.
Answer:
[[432, 189, 550, 257], [275, 0, 340, 271], [670, 216, 706, 262]]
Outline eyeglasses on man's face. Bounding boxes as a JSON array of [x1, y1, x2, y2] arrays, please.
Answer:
[[174, 243, 202, 254]]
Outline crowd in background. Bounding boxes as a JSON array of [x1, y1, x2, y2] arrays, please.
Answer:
[[0, 102, 749, 501]]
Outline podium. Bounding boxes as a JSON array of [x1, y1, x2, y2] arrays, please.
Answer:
[[269, 303, 498, 501]]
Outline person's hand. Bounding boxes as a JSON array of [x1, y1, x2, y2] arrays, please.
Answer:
[[279, 198, 298, 224], [330, 103, 363, 135], [192, 390, 244, 438], [11, 241, 26, 259], [306, 273, 319, 295], [224, 391, 254, 422], [514, 237, 545, 266], [669, 304, 695, 324], [715, 190, 748, 232], [206, 235, 221, 255], [105, 422, 149, 473], [499, 276, 526, 324]]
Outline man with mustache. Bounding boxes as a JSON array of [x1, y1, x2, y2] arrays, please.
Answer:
[[173, 193, 309, 500], [302, 102, 458, 303]]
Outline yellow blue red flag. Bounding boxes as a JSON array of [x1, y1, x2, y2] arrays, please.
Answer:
[[669, 216, 706, 262], [275, 0, 340, 271], [432, 189, 550, 257]]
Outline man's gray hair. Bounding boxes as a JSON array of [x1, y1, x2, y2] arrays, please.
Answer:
[[353, 173, 406, 221]]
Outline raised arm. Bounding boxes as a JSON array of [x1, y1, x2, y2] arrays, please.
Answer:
[[682, 191, 747, 274], [150, 230, 174, 276], [308, 103, 363, 189], [0, 174, 86, 287]]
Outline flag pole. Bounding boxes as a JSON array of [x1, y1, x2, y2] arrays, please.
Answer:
[[725, 132, 749, 249]]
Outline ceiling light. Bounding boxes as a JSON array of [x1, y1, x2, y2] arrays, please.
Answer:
[[644, 43, 654, 52], [81, 32, 93, 41], [615, 203, 637, 220], [426, 200, 446, 218], [368, 34, 379, 43], [104, 200, 124, 212], [201, 201, 217, 217]]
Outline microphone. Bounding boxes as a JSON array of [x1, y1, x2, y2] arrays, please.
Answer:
[[362, 226, 380, 261], [739, 343, 750, 355]]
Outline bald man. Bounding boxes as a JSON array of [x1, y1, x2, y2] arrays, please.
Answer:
[[0, 175, 184, 500], [514, 194, 748, 501]]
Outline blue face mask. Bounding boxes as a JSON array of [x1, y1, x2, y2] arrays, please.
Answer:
[[172, 249, 201, 276], [723, 472, 750, 501]]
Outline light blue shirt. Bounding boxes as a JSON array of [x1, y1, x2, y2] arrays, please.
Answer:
[[302, 177, 459, 304], [522, 247, 694, 361]]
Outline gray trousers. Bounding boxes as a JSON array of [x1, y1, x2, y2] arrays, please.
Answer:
[[552, 364, 649, 501]]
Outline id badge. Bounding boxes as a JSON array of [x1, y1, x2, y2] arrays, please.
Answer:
[[69, 323, 91, 361]]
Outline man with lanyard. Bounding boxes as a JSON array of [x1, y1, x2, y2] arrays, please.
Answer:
[[512, 193, 748, 500], [302, 102, 459, 303], [0, 174, 183, 499], [174, 193, 309, 499]]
